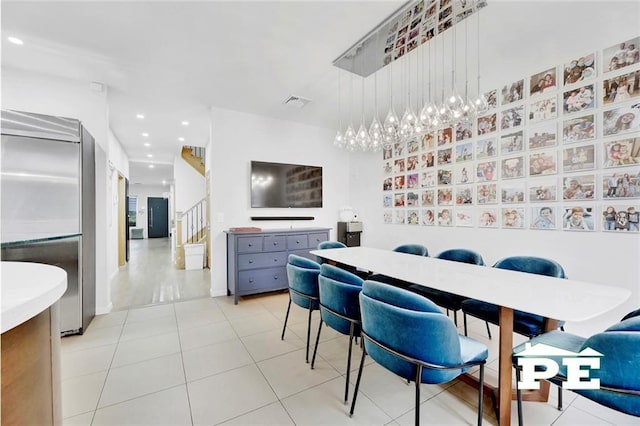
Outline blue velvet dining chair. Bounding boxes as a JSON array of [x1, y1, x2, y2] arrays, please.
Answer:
[[460, 256, 566, 339], [408, 248, 485, 333], [367, 244, 429, 289], [512, 315, 640, 424], [350, 280, 488, 426], [281, 254, 321, 363], [311, 264, 364, 403], [315, 240, 347, 264]]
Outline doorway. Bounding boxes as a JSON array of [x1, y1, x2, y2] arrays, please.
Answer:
[[147, 197, 169, 238]]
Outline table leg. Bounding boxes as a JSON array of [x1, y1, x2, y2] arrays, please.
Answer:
[[498, 306, 514, 425]]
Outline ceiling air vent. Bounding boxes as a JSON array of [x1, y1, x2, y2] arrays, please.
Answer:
[[282, 95, 312, 109]]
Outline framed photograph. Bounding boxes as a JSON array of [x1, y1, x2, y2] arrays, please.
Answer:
[[500, 130, 525, 154], [383, 193, 393, 208], [603, 103, 640, 137], [407, 173, 419, 189], [562, 174, 596, 200], [394, 192, 406, 207], [602, 70, 640, 105], [529, 96, 557, 123], [528, 123, 557, 149], [394, 175, 405, 190], [502, 207, 525, 229], [501, 79, 525, 105], [476, 160, 497, 182], [562, 144, 596, 172], [437, 127, 453, 146], [383, 177, 393, 191], [530, 206, 557, 230], [421, 189, 435, 206], [477, 183, 498, 204], [501, 182, 526, 203], [394, 210, 406, 224], [383, 145, 393, 160], [476, 138, 497, 159], [407, 155, 419, 171], [407, 138, 420, 153], [562, 84, 595, 114], [455, 164, 474, 184], [455, 142, 473, 163], [455, 185, 474, 204], [602, 170, 640, 199], [529, 151, 558, 176], [563, 52, 596, 86], [530, 67, 557, 97], [602, 204, 640, 232], [437, 168, 453, 185], [603, 37, 640, 73], [420, 151, 436, 168], [455, 120, 473, 141], [437, 207, 453, 226], [562, 206, 595, 231], [455, 208, 474, 227], [484, 89, 498, 109], [562, 114, 595, 144], [421, 132, 436, 150], [477, 113, 497, 135], [407, 209, 420, 225], [528, 177, 558, 202], [394, 158, 406, 174], [438, 147, 453, 165], [421, 208, 435, 226], [407, 191, 419, 207], [478, 208, 498, 227], [394, 141, 405, 157], [501, 105, 525, 130], [437, 188, 453, 205], [501, 156, 525, 179], [603, 138, 640, 168], [421, 170, 436, 187]]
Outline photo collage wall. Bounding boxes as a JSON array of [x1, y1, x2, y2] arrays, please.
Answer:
[[382, 36, 640, 233]]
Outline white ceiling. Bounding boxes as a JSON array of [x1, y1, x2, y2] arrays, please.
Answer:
[[1, 0, 404, 184]]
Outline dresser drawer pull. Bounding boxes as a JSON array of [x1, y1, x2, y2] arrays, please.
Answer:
[[249, 279, 254, 283], [248, 243, 253, 247], [274, 258, 278, 262], [248, 260, 254, 264], [273, 242, 278, 246], [273, 275, 279, 280]]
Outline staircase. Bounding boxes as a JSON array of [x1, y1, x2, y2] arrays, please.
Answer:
[[175, 145, 209, 269]]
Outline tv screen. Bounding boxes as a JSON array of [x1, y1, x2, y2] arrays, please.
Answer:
[[251, 161, 323, 208]]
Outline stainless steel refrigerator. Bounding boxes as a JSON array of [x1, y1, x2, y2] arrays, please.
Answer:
[[1, 109, 95, 335]]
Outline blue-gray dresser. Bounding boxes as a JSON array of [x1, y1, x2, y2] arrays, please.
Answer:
[[225, 228, 330, 304]]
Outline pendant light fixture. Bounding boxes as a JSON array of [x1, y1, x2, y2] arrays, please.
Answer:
[[333, 69, 346, 147], [344, 69, 357, 151], [383, 61, 399, 143], [472, 6, 489, 114], [399, 54, 417, 142], [369, 69, 384, 151]]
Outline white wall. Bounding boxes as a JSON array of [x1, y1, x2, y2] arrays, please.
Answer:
[[349, 1, 640, 336], [174, 153, 206, 214], [1, 67, 121, 314], [209, 107, 351, 297], [129, 184, 167, 238]]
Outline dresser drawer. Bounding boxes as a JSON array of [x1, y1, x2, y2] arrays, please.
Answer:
[[263, 236, 286, 252], [238, 252, 287, 270], [238, 267, 288, 292], [237, 236, 263, 253], [308, 232, 329, 249], [287, 234, 308, 250]]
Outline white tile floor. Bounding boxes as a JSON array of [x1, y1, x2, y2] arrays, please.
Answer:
[[62, 239, 636, 425], [61, 292, 639, 425]]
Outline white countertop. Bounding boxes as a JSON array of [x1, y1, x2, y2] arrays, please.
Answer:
[[1, 261, 67, 333], [310, 247, 631, 322]]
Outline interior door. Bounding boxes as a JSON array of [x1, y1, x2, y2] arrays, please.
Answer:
[[147, 197, 168, 238]]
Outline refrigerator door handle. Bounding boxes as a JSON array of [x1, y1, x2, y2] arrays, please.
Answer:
[[150, 208, 153, 228]]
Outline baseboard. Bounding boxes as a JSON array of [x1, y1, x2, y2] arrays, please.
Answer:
[[95, 302, 113, 315], [210, 288, 227, 298]]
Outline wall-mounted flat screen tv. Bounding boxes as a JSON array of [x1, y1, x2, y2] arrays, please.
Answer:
[[251, 161, 323, 208]]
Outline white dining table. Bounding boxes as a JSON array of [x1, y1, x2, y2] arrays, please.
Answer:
[[310, 247, 631, 425]]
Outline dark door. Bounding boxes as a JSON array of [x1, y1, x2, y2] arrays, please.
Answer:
[[125, 178, 130, 261], [148, 197, 168, 238]]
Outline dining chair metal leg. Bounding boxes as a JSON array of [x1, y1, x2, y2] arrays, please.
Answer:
[[344, 322, 355, 404], [414, 365, 423, 426], [516, 367, 524, 426], [306, 305, 313, 363], [463, 313, 469, 336], [310, 319, 323, 369], [349, 347, 367, 417], [281, 298, 292, 340], [454, 310, 458, 326], [558, 387, 563, 410], [478, 364, 485, 426], [485, 321, 492, 339]]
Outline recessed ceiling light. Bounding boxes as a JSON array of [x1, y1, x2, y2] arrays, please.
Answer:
[[146, 154, 153, 158], [181, 121, 189, 126], [148, 164, 155, 169], [178, 137, 185, 142], [136, 113, 145, 119], [142, 132, 149, 137], [143, 142, 151, 147], [162, 180, 167, 185], [7, 37, 24, 45]]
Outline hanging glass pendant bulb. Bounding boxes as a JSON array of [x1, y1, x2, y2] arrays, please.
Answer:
[[472, 5, 489, 115], [355, 123, 371, 151], [344, 124, 357, 150], [437, 87, 453, 126], [399, 105, 417, 141], [333, 130, 345, 147], [383, 108, 399, 139], [369, 116, 383, 144]]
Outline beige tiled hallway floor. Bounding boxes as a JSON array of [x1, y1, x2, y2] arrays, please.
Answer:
[[61, 292, 638, 425]]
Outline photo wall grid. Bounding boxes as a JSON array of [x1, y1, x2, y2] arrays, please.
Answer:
[[382, 35, 640, 233]]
